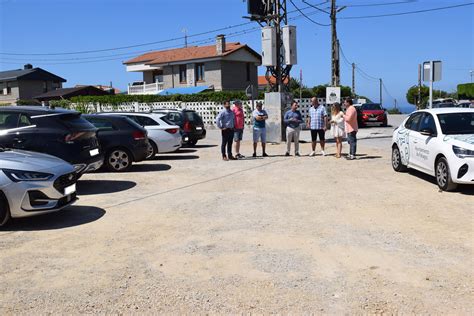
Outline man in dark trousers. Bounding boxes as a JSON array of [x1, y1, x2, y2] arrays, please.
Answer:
[[216, 101, 235, 161]]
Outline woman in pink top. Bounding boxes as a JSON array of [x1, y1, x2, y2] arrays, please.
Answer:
[[232, 100, 245, 159], [343, 98, 358, 160]]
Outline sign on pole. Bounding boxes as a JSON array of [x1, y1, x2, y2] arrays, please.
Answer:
[[326, 87, 341, 105], [423, 60, 442, 108]]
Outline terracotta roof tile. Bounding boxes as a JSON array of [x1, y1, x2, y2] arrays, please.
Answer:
[[124, 42, 248, 65], [258, 75, 289, 86]]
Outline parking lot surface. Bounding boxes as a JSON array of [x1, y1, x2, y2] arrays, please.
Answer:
[[1, 116, 473, 314]]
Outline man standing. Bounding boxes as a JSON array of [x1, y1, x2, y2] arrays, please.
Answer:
[[216, 101, 235, 161], [284, 101, 303, 156], [232, 100, 245, 159], [343, 98, 358, 160], [306, 97, 328, 157], [252, 101, 268, 157]]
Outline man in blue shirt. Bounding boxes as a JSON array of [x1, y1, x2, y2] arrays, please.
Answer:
[[284, 101, 303, 156], [216, 101, 235, 161], [252, 102, 268, 157], [306, 97, 328, 156]]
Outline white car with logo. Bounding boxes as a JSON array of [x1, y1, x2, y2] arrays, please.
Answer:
[[99, 112, 182, 158], [392, 108, 474, 191]]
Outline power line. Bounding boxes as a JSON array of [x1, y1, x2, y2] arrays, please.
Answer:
[[339, 2, 473, 19], [289, 0, 331, 26], [342, 0, 417, 8], [301, 0, 330, 14]]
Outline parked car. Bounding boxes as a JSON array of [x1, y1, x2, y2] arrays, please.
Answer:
[[83, 115, 148, 172], [0, 106, 103, 175], [0, 148, 77, 226], [153, 109, 206, 146], [358, 103, 388, 127], [392, 108, 474, 191], [99, 112, 181, 158]]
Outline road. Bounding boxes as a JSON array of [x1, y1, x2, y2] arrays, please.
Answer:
[[0, 114, 472, 314]]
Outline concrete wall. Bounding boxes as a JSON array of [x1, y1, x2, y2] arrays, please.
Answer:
[[160, 61, 223, 90], [0, 81, 19, 104]]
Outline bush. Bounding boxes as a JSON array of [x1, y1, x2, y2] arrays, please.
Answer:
[[387, 108, 402, 114], [457, 83, 474, 100], [16, 99, 41, 106]]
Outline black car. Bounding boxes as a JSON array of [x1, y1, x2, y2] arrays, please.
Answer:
[[153, 109, 206, 146], [83, 115, 148, 172], [0, 106, 103, 175]]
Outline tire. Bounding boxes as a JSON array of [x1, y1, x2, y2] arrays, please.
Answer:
[[382, 118, 388, 127], [105, 148, 133, 172], [392, 146, 407, 172], [188, 139, 197, 147], [436, 157, 458, 191], [146, 140, 157, 160], [0, 192, 11, 227]]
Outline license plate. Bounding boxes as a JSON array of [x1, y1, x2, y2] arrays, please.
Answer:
[[369, 118, 378, 121], [196, 127, 203, 130], [89, 148, 99, 156], [64, 184, 76, 195]]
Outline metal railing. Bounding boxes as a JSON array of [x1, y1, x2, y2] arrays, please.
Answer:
[[128, 82, 164, 95]]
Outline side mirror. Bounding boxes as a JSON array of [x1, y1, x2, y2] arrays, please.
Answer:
[[420, 128, 434, 136]]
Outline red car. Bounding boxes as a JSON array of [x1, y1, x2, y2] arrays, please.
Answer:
[[359, 103, 388, 127]]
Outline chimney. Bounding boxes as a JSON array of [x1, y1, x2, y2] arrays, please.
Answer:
[[216, 34, 226, 55], [24, 64, 33, 70]]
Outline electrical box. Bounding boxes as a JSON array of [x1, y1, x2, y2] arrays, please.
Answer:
[[282, 25, 297, 65], [261, 26, 277, 67], [247, 0, 266, 17]]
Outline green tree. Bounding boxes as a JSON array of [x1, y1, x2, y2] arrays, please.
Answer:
[[406, 85, 429, 109]]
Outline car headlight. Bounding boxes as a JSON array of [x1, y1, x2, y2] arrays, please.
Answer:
[[452, 146, 474, 159], [1, 169, 54, 182]]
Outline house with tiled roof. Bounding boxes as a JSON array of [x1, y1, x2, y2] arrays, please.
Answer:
[[123, 35, 261, 95]]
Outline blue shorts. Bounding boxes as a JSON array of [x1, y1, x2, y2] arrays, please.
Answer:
[[234, 129, 244, 142], [253, 127, 266, 143]]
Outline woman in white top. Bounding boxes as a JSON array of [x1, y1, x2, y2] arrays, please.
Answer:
[[330, 102, 345, 158]]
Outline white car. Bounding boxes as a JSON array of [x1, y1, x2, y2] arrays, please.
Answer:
[[100, 112, 182, 158], [392, 108, 474, 191], [0, 148, 77, 226]]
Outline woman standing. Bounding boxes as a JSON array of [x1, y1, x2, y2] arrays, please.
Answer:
[[330, 102, 345, 158]]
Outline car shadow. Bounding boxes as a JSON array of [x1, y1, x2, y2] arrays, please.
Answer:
[[192, 144, 217, 148], [130, 163, 172, 172], [174, 149, 197, 154], [77, 180, 137, 195], [0, 206, 106, 231], [356, 155, 383, 160], [153, 155, 199, 161], [407, 169, 474, 194]]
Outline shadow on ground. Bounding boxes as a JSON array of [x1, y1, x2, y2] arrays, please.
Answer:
[[192, 144, 218, 148], [408, 169, 474, 195], [173, 149, 197, 154], [0, 206, 106, 231], [77, 180, 137, 195], [154, 155, 199, 161], [130, 163, 172, 172]]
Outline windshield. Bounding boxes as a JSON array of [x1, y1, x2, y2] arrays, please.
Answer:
[[437, 112, 474, 135], [361, 104, 382, 111]]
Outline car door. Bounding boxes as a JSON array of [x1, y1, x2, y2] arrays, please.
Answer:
[[410, 113, 438, 173], [405, 112, 423, 168], [0, 112, 20, 148]]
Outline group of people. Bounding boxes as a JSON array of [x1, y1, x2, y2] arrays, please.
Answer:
[[215, 97, 359, 161]]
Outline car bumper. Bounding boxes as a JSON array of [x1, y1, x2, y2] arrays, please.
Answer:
[[182, 130, 206, 142], [1, 173, 77, 219], [449, 157, 474, 184], [74, 154, 104, 174]]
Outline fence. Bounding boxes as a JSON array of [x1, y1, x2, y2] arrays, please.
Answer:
[[72, 97, 328, 126]]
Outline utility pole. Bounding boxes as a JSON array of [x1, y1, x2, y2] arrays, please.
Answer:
[[379, 78, 383, 106], [182, 28, 188, 48], [330, 0, 340, 87], [470, 70, 473, 83], [418, 64, 422, 110], [352, 62, 356, 98]]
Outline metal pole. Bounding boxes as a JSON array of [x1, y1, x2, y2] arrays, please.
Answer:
[[429, 61, 433, 108], [352, 62, 355, 97], [299, 69, 302, 100], [379, 78, 383, 106], [418, 64, 422, 110], [275, 0, 282, 92]]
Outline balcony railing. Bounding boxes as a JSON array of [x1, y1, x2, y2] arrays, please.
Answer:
[[128, 82, 164, 95]]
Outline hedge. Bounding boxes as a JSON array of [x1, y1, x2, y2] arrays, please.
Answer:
[[457, 83, 474, 100]]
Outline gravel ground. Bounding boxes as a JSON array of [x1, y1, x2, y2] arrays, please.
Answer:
[[0, 117, 473, 314]]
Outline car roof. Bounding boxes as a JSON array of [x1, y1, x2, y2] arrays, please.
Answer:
[[413, 108, 474, 115], [83, 114, 130, 121], [153, 108, 194, 112], [0, 105, 79, 115]]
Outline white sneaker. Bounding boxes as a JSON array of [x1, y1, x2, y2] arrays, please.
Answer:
[[309, 151, 316, 157], [321, 150, 326, 156]]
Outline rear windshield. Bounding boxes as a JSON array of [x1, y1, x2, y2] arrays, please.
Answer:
[[160, 116, 175, 125], [437, 112, 474, 135], [362, 104, 382, 111], [185, 111, 203, 124]]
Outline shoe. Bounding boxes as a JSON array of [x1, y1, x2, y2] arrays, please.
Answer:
[[229, 156, 237, 160], [222, 156, 228, 161], [295, 152, 301, 157], [309, 151, 316, 157], [336, 154, 341, 159], [236, 153, 245, 159], [262, 153, 269, 157], [321, 150, 326, 156], [346, 155, 356, 160], [252, 153, 257, 158], [285, 152, 290, 157]]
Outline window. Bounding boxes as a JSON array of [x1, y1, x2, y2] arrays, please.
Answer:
[[404, 112, 422, 131], [246, 63, 251, 82], [132, 115, 159, 126], [437, 112, 474, 135], [179, 65, 187, 83], [86, 117, 115, 131], [362, 104, 382, 111], [195, 63, 205, 82], [19, 114, 32, 127], [1, 82, 12, 95], [43, 81, 48, 93], [419, 113, 437, 135], [0, 112, 19, 130]]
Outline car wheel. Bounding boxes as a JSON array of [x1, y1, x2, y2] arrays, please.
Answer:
[[0, 192, 11, 227], [436, 157, 457, 191], [146, 140, 157, 160], [382, 118, 388, 127], [188, 140, 198, 147], [392, 146, 407, 172], [106, 148, 133, 172]]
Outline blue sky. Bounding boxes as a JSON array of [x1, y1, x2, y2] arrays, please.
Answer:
[[1, 0, 473, 108]]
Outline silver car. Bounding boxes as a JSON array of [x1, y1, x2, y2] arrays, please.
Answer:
[[0, 148, 77, 226]]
